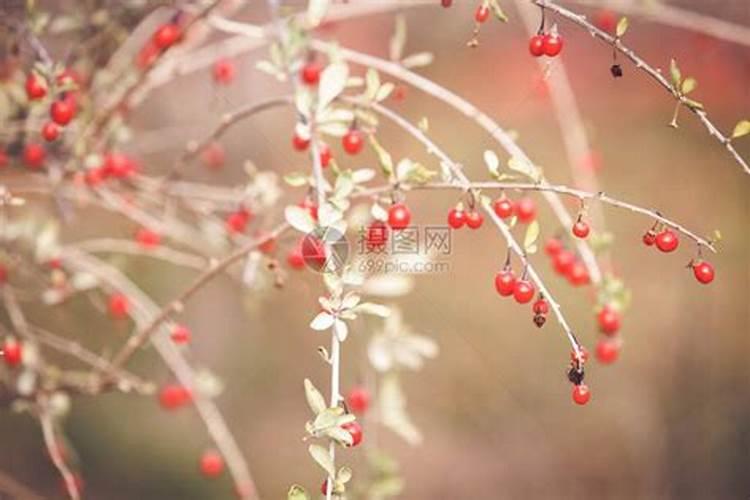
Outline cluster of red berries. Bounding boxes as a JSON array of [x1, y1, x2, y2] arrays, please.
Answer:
[[531, 295, 549, 328], [492, 195, 536, 224], [81, 152, 140, 186], [447, 205, 484, 230], [543, 237, 590, 287], [643, 226, 715, 284], [594, 305, 622, 365], [495, 266, 536, 304], [225, 207, 253, 235], [529, 31, 564, 58], [136, 22, 182, 69], [2, 338, 23, 368]]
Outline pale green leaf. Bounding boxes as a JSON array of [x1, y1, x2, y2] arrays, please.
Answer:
[[669, 59, 682, 88], [304, 378, 327, 414], [616, 17, 629, 38], [306, 0, 330, 28], [309, 444, 336, 477], [285, 205, 316, 233], [732, 120, 750, 139], [681, 77, 697, 95], [400, 52, 434, 69], [287, 485, 310, 500], [523, 220, 540, 252], [389, 15, 407, 62]]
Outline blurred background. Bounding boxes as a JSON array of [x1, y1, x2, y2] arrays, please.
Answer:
[[1, 1, 749, 498]]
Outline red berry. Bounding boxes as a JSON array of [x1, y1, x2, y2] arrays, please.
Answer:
[[655, 229, 679, 253], [366, 221, 389, 250], [595, 9, 617, 33], [0, 149, 7, 168], [543, 33, 564, 57], [572, 220, 590, 239], [494, 269, 516, 297], [529, 35, 545, 57], [514, 197, 536, 223], [153, 23, 181, 50], [492, 197, 514, 219], [286, 241, 306, 270], [475, 4, 490, 23], [441, 0, 453, 7], [552, 249, 575, 275], [171, 325, 191, 344], [257, 231, 276, 254], [513, 279, 535, 304], [692, 260, 715, 284], [298, 198, 318, 221], [595, 339, 619, 364], [642, 230, 657, 246], [567, 261, 590, 287], [321, 479, 332, 495], [346, 387, 370, 414], [342, 130, 364, 155], [212, 58, 236, 85], [23, 143, 46, 169], [465, 211, 484, 229], [199, 450, 224, 478], [226, 209, 251, 234], [108, 293, 130, 319], [571, 346, 590, 364], [319, 143, 332, 168], [25, 73, 47, 100], [200, 142, 225, 170], [387, 203, 411, 230], [50, 99, 75, 125], [42, 122, 59, 142], [572, 384, 591, 405], [391, 84, 408, 103], [2, 339, 22, 367], [103, 152, 137, 178], [136, 41, 160, 69], [544, 238, 563, 256], [159, 384, 192, 410], [85, 167, 107, 186], [301, 61, 322, 85], [447, 208, 466, 229], [597, 305, 621, 336], [342, 421, 363, 447], [301, 235, 328, 271], [292, 133, 310, 151], [532, 298, 549, 315], [135, 228, 161, 248]]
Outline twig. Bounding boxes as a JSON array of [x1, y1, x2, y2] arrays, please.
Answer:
[[535, 0, 750, 176], [38, 396, 80, 500], [73, 239, 208, 271]]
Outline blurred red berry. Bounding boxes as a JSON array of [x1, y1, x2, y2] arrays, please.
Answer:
[[572, 220, 590, 239], [50, 99, 75, 125], [465, 211, 484, 229], [529, 35, 545, 57], [23, 143, 46, 169], [135, 228, 161, 248], [171, 325, 191, 344], [108, 293, 130, 319], [25, 73, 47, 100], [212, 58, 236, 85], [153, 23, 181, 50], [2, 338, 22, 367], [42, 122, 59, 142], [342, 129, 364, 155], [159, 384, 192, 410], [475, 4, 490, 23], [597, 305, 621, 336], [495, 269, 517, 297], [347, 387, 371, 414], [514, 197, 536, 223], [447, 208, 466, 229], [543, 33, 564, 57], [513, 280, 535, 304], [342, 421, 363, 447], [301, 61, 322, 85], [595, 339, 619, 364], [572, 384, 591, 405], [200, 450, 224, 478]]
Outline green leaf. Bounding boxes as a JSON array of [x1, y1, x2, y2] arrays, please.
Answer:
[[732, 120, 750, 139], [489, 0, 509, 22], [616, 17, 629, 38], [389, 15, 407, 62], [669, 59, 682, 88], [284, 172, 309, 187], [306, 0, 330, 28], [318, 63, 349, 111], [304, 379, 327, 415], [287, 485, 310, 500], [523, 220, 540, 253], [484, 150, 500, 177], [681, 77, 697, 95], [369, 136, 394, 178], [309, 444, 336, 477], [400, 52, 434, 69], [375, 82, 395, 102], [337, 466, 353, 483], [684, 98, 704, 110], [285, 205, 316, 233], [365, 68, 380, 101]]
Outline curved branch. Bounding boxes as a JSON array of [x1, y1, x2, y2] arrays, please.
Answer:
[[536, 0, 750, 176]]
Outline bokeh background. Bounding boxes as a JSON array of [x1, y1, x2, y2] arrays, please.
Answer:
[[2, 1, 749, 498]]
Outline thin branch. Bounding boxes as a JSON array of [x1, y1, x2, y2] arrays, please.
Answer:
[[38, 396, 80, 500], [73, 239, 208, 271], [535, 0, 750, 176]]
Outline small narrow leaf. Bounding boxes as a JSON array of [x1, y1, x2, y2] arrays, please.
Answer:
[[310, 312, 335, 331], [287, 485, 310, 500], [523, 220, 540, 252], [389, 15, 407, 62], [732, 120, 750, 139], [489, 0, 509, 22], [318, 63, 349, 111], [309, 444, 336, 477], [304, 379, 327, 415], [285, 205, 316, 233], [681, 77, 697, 95], [307, 0, 330, 28], [484, 150, 500, 176], [616, 17, 629, 38], [669, 59, 682, 88], [400, 52, 434, 69]]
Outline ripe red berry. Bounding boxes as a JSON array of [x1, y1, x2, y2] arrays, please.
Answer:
[[447, 208, 466, 229], [595, 9, 617, 33], [286, 241, 306, 270], [597, 305, 621, 336], [567, 261, 590, 287], [226, 209, 251, 234], [42, 122, 59, 142], [571, 346, 590, 364], [387, 203, 411, 230], [199, 450, 224, 478], [494, 269, 516, 297], [544, 238, 563, 256], [50, 99, 75, 125], [465, 211, 484, 229], [532, 298, 549, 315], [475, 4, 490, 23], [342, 421, 363, 447], [200, 142, 225, 170], [514, 197, 536, 223], [171, 325, 191, 344], [595, 339, 619, 364], [529, 35, 546, 57], [25, 73, 47, 100], [441, 0, 453, 7], [655, 229, 679, 253], [301, 61, 322, 86], [319, 143, 332, 168], [2, 338, 22, 367], [159, 384, 192, 410], [346, 387, 371, 414], [257, 231, 277, 254], [135, 228, 161, 248], [572, 384, 591, 405], [321, 479, 333, 495], [513, 279, 535, 304], [136, 41, 160, 69], [103, 152, 137, 178], [642, 229, 657, 246], [366, 221, 389, 250], [692, 260, 715, 284], [212, 58, 236, 85], [543, 33, 564, 57], [84, 167, 107, 186], [153, 23, 181, 50], [108, 293, 130, 319], [342, 129, 364, 155], [572, 220, 590, 239], [552, 249, 575, 275], [492, 197, 514, 219], [23, 143, 46, 169], [292, 133, 310, 151]]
